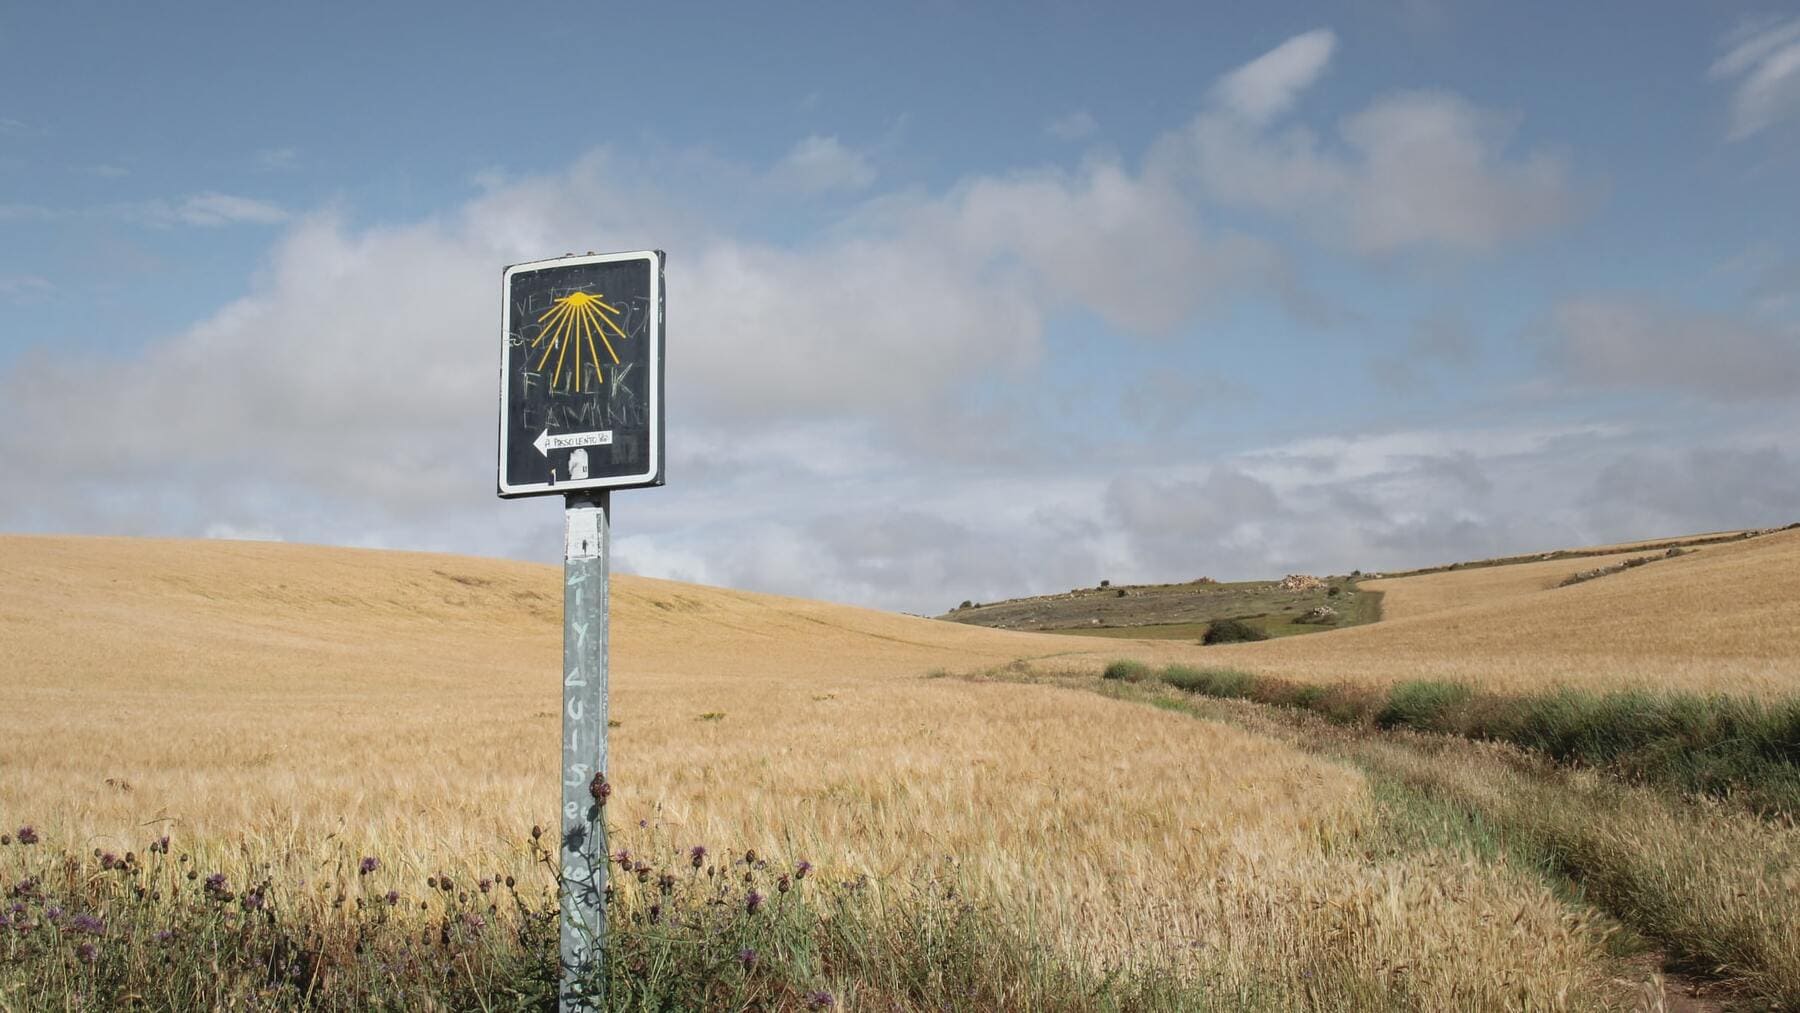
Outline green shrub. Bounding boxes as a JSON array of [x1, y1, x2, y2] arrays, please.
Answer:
[[1377, 681, 1475, 730], [1202, 618, 1268, 644], [1162, 666, 1255, 698], [1101, 659, 1152, 682]]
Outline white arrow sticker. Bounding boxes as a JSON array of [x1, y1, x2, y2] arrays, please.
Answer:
[[534, 429, 614, 456]]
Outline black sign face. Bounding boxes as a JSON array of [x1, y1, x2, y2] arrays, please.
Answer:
[[498, 251, 664, 497]]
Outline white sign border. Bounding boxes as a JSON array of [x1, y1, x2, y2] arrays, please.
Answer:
[[497, 249, 663, 498]]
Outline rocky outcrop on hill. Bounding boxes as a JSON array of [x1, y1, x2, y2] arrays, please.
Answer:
[[1278, 574, 1326, 591]]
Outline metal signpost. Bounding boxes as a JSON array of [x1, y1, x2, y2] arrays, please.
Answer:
[[498, 250, 664, 1011]]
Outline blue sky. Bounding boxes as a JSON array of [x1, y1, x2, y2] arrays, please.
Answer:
[[3, 2, 1798, 613]]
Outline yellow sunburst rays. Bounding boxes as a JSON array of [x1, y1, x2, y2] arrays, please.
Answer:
[[532, 290, 628, 392]]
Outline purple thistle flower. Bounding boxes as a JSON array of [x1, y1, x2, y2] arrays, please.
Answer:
[[689, 845, 707, 869], [75, 942, 97, 963], [736, 947, 758, 970], [745, 889, 763, 915], [385, 890, 401, 907], [44, 906, 63, 923], [15, 826, 37, 846], [241, 889, 266, 912], [359, 856, 380, 875], [99, 852, 119, 870], [71, 913, 105, 936], [778, 874, 791, 894], [613, 849, 632, 870], [806, 991, 835, 1009], [478, 877, 493, 894], [0, 914, 9, 930], [153, 929, 175, 944], [795, 860, 812, 880], [588, 772, 611, 806], [151, 835, 170, 854]]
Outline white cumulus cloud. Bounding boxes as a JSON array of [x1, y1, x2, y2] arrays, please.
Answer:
[[1213, 28, 1338, 125], [1165, 30, 1581, 255]]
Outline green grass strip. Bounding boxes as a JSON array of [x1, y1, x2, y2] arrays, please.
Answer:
[[1122, 661, 1800, 817]]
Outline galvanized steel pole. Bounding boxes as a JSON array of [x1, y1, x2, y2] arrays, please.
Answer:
[[560, 491, 610, 1011]]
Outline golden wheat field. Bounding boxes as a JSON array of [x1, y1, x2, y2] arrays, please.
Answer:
[[1208, 526, 1800, 696], [0, 533, 1688, 1005], [1360, 547, 1712, 622]]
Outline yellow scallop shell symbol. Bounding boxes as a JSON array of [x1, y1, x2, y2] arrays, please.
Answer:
[[532, 290, 628, 393]]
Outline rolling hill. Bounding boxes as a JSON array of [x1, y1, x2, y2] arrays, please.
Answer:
[[4, 530, 1798, 1005]]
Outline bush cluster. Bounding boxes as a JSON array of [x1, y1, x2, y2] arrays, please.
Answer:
[[1202, 619, 1268, 645]]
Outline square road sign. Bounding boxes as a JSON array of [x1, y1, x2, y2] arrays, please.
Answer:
[[497, 250, 664, 497]]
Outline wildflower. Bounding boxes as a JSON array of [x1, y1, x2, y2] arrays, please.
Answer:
[[778, 874, 791, 894], [100, 852, 119, 870], [44, 906, 64, 923], [807, 991, 835, 1009], [76, 942, 97, 963], [657, 873, 675, 896], [15, 826, 37, 846], [737, 947, 758, 970], [0, 835, 9, 846], [438, 876, 453, 893], [460, 912, 485, 933], [71, 913, 105, 936], [359, 857, 380, 876], [203, 873, 229, 900], [151, 836, 170, 854], [589, 772, 611, 806], [647, 903, 661, 924], [504, 876, 516, 889], [385, 890, 401, 907], [241, 888, 266, 912], [478, 877, 493, 894], [689, 845, 706, 869], [795, 860, 812, 880], [746, 889, 763, 915], [613, 849, 632, 870], [153, 929, 175, 945], [531, 825, 543, 840], [744, 849, 757, 865]]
